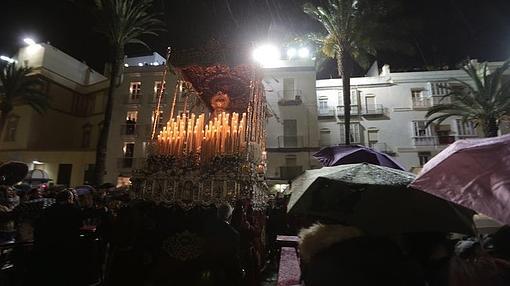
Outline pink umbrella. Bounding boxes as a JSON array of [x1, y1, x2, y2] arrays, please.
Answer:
[[410, 134, 510, 225]]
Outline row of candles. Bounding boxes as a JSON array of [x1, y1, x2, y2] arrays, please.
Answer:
[[156, 111, 248, 159]]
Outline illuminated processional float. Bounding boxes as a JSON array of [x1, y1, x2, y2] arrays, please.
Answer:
[[130, 58, 269, 210], [109, 49, 270, 286]]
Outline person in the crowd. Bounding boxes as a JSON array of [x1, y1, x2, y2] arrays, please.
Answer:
[[492, 226, 510, 261], [299, 223, 426, 286], [28, 187, 43, 200], [32, 189, 84, 285], [206, 203, 243, 286], [0, 185, 18, 243]]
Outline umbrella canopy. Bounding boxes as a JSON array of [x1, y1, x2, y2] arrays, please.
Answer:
[[0, 161, 29, 186], [313, 145, 405, 170], [410, 134, 510, 226], [288, 163, 474, 235]]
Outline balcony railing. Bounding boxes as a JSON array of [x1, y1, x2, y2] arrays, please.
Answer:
[[120, 124, 139, 136], [117, 157, 145, 169], [277, 136, 304, 148], [337, 105, 361, 116], [362, 104, 385, 115], [318, 107, 336, 116], [277, 90, 303, 106], [279, 166, 303, 180], [413, 135, 475, 146], [124, 95, 142, 104], [412, 97, 451, 109]]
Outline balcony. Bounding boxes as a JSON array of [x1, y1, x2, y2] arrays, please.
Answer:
[[412, 97, 451, 109], [277, 90, 303, 106], [277, 136, 304, 148], [120, 124, 139, 137], [124, 95, 142, 104], [117, 157, 145, 169], [362, 104, 385, 116], [337, 105, 361, 116], [318, 107, 336, 117], [413, 135, 473, 146], [279, 166, 303, 180]]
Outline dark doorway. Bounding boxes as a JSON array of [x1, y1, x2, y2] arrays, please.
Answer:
[[57, 164, 73, 186]]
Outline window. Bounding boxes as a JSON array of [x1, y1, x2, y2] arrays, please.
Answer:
[[339, 90, 360, 114], [126, 111, 138, 122], [367, 129, 378, 147], [340, 123, 361, 144], [129, 82, 142, 99], [430, 82, 448, 96], [318, 98, 329, 110], [154, 81, 166, 101], [411, 89, 427, 107], [456, 119, 476, 136], [82, 123, 92, 148], [123, 142, 135, 158], [283, 119, 298, 147], [418, 152, 431, 167], [151, 110, 164, 126], [283, 78, 295, 99], [4, 115, 19, 142], [412, 121, 432, 137]]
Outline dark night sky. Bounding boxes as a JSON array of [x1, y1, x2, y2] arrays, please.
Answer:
[[1, 0, 510, 78]]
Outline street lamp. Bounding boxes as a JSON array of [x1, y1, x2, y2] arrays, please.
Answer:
[[23, 38, 36, 46], [252, 44, 280, 66], [298, 47, 310, 58], [0, 55, 16, 64]]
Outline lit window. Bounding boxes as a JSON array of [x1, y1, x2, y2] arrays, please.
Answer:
[[154, 81, 166, 101], [151, 110, 164, 126], [4, 115, 20, 142], [129, 82, 142, 99], [126, 111, 138, 122]]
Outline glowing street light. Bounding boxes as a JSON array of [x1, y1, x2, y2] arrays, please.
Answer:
[[298, 47, 310, 58], [287, 48, 297, 59], [252, 44, 280, 66], [23, 38, 36, 46], [0, 55, 16, 63]]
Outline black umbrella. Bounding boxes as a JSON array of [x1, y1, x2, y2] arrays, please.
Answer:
[[0, 161, 29, 186], [287, 163, 475, 235]]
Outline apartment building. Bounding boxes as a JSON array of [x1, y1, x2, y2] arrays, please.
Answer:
[[315, 63, 505, 172], [262, 58, 321, 185], [104, 53, 178, 185], [0, 43, 108, 186]]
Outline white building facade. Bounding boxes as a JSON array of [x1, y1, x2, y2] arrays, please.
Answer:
[[315, 64, 490, 172]]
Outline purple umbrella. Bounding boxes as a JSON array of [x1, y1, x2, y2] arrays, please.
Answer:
[[313, 145, 405, 170], [410, 134, 510, 226]]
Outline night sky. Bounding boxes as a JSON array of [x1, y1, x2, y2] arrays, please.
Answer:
[[1, 0, 509, 78]]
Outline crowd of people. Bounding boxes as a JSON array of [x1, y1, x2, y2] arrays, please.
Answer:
[[1, 179, 510, 286], [0, 183, 129, 285]]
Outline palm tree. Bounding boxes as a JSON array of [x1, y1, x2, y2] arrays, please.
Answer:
[[304, 0, 411, 145], [0, 63, 48, 138], [91, 0, 165, 185], [426, 59, 510, 138]]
